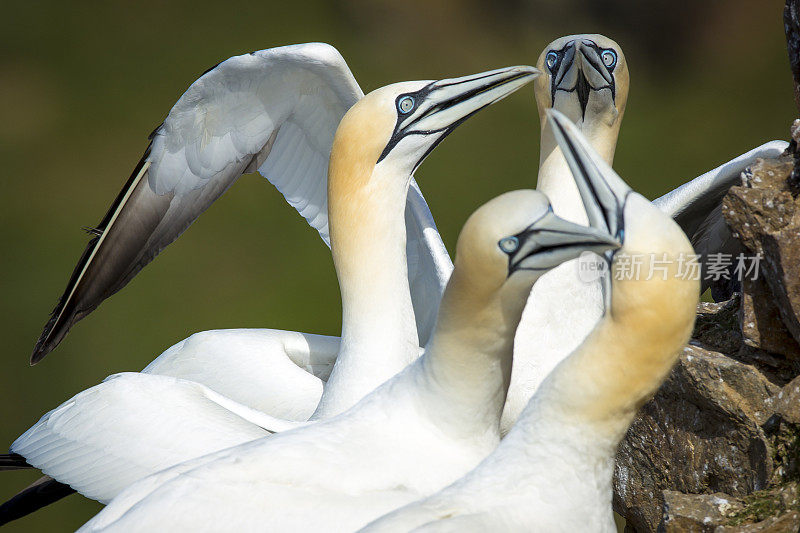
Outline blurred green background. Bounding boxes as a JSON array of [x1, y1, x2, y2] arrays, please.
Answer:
[[0, 0, 794, 530]]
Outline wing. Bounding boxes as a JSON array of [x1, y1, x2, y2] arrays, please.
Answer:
[[0, 454, 29, 471], [33, 43, 450, 362], [405, 180, 453, 346], [653, 141, 788, 293], [31, 43, 361, 363], [9, 372, 287, 503], [142, 328, 337, 421]]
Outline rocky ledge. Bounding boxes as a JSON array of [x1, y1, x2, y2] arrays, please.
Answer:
[[613, 147, 800, 532]]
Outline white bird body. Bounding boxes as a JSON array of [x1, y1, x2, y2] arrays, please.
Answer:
[[361, 111, 699, 533], [143, 328, 338, 420], [501, 35, 623, 431], [77, 363, 502, 532], [12, 372, 305, 503], [79, 185, 621, 532], [9, 330, 335, 506]]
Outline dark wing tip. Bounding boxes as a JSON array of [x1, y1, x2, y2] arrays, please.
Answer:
[[29, 137, 158, 364], [29, 232, 103, 365], [0, 476, 76, 526], [0, 454, 31, 471], [30, 321, 57, 365]]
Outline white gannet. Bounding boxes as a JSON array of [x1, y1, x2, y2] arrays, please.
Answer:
[[502, 34, 787, 433], [2, 65, 538, 519], [29, 43, 449, 416], [76, 185, 620, 533], [360, 109, 699, 533]]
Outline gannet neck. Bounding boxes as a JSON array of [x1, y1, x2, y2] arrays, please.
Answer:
[[418, 244, 538, 441], [314, 122, 419, 419], [536, 119, 619, 225], [412, 191, 556, 438], [509, 195, 698, 472], [311, 68, 542, 419]]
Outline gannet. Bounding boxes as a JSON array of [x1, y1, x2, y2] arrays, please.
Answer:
[[360, 110, 699, 533], [28, 43, 451, 418], [1, 64, 538, 521], [77, 184, 620, 533], [502, 34, 787, 433]]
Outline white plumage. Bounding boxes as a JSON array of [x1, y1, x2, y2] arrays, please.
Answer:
[[78, 185, 618, 532], [10, 59, 538, 511], [360, 110, 699, 533]]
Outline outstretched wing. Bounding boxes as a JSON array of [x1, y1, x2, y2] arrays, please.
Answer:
[[32, 42, 451, 362], [9, 372, 294, 503], [653, 140, 788, 293]]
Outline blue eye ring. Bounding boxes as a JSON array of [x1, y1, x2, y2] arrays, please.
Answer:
[[545, 51, 558, 71], [498, 236, 520, 254], [601, 49, 617, 69], [397, 95, 415, 114]]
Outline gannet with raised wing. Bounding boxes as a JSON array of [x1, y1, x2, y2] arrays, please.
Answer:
[[2, 63, 538, 522], [29, 44, 451, 419]]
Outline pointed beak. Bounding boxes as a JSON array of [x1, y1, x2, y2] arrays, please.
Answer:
[[546, 109, 630, 242], [552, 39, 615, 117], [400, 65, 539, 134], [508, 209, 620, 274]]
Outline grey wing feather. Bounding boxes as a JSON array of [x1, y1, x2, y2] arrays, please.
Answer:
[[405, 179, 452, 347], [31, 42, 451, 362], [653, 141, 788, 294]]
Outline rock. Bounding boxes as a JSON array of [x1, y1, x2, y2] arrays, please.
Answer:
[[693, 296, 798, 384], [716, 483, 800, 531], [717, 511, 800, 532], [772, 374, 800, 426], [658, 485, 800, 532], [660, 491, 742, 532], [613, 345, 778, 532], [740, 275, 800, 360], [764, 376, 800, 483], [723, 155, 800, 351], [695, 298, 743, 355]]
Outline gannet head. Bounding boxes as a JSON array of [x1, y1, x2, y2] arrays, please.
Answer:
[[535, 34, 628, 133], [454, 189, 620, 302], [329, 65, 539, 196]]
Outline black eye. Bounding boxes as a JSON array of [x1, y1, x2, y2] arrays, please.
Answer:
[[545, 51, 558, 71], [498, 236, 519, 254], [397, 95, 415, 114], [601, 49, 617, 69]]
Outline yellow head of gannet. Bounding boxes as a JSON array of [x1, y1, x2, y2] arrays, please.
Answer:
[[535, 34, 628, 145], [317, 66, 539, 418], [534, 34, 629, 224], [423, 188, 621, 427]]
